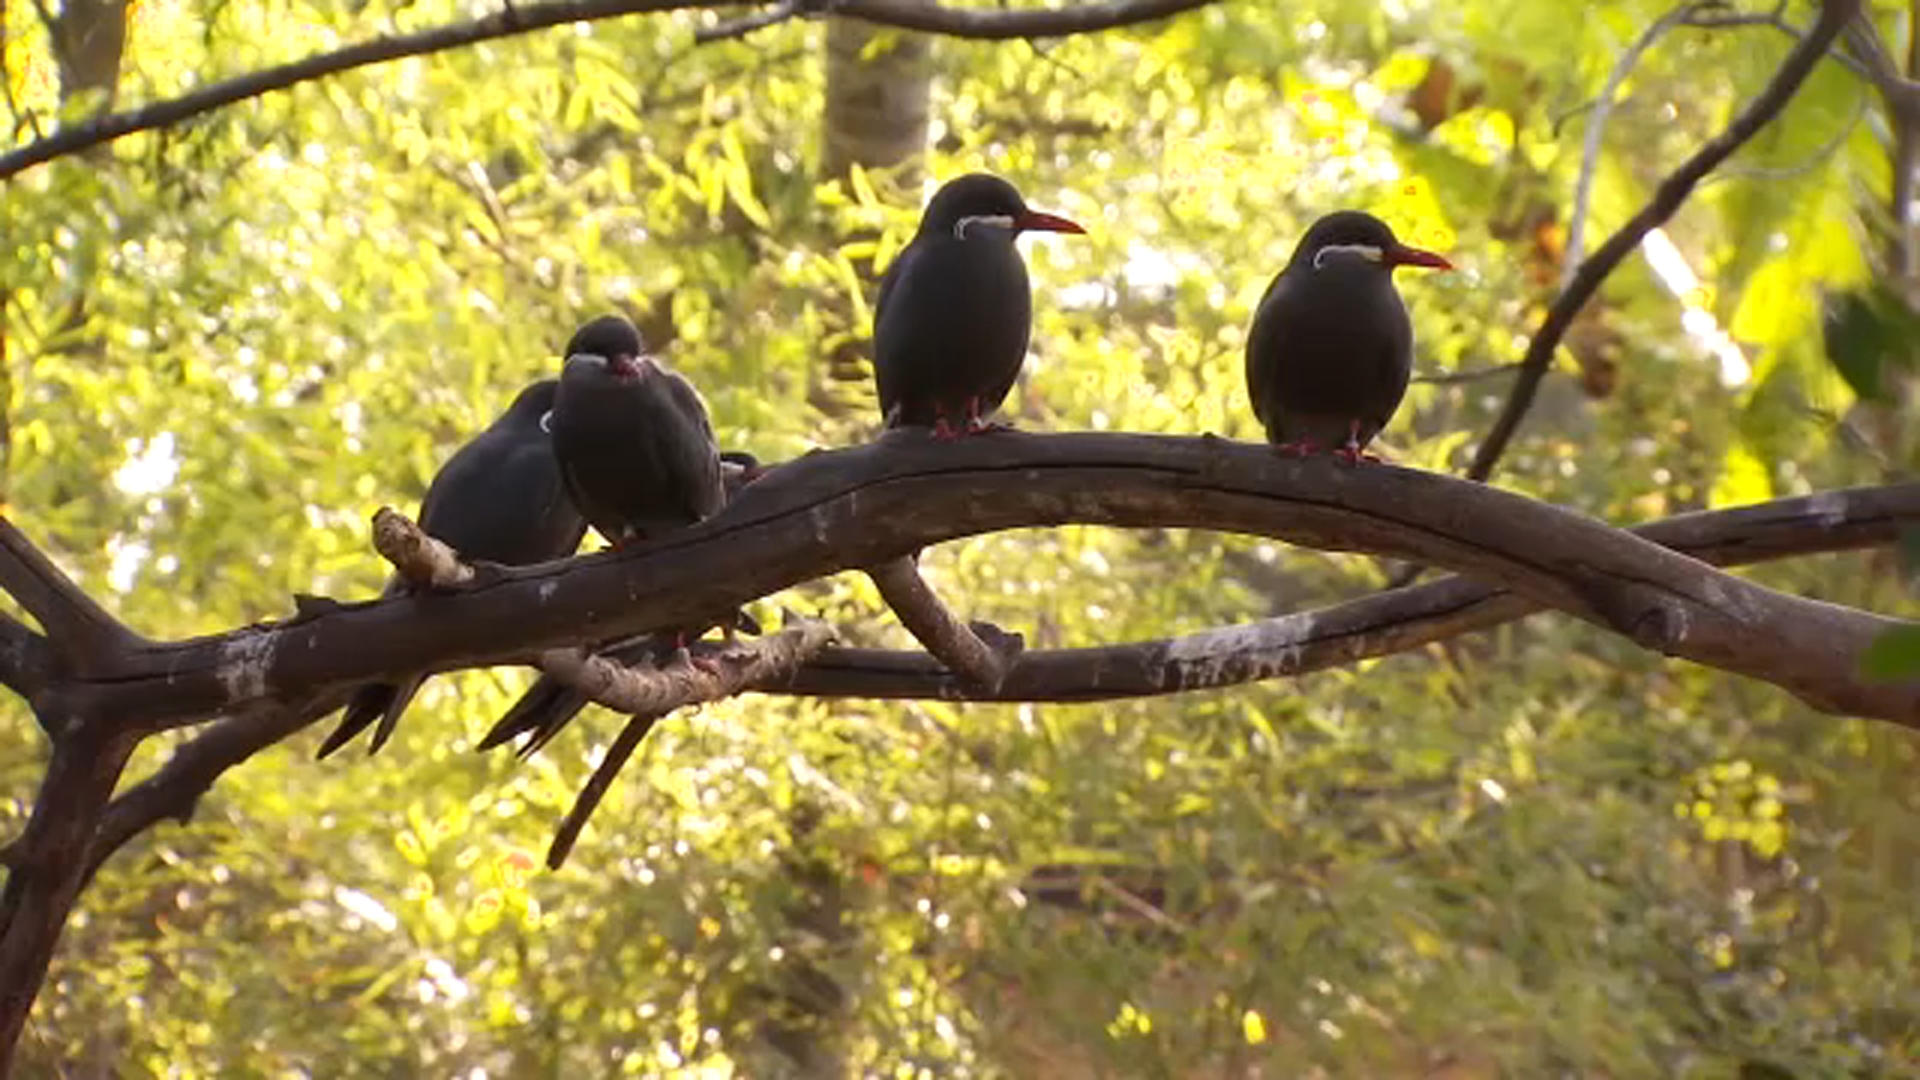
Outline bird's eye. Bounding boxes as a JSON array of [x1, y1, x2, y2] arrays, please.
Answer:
[[539, 410, 554, 434]]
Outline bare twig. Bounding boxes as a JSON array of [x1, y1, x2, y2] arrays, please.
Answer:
[[1564, 1, 1711, 288], [1410, 363, 1530, 387], [1465, 0, 1859, 483], [695, 0, 804, 43], [867, 556, 1017, 691], [1683, 5, 1876, 85], [0, 0, 1218, 180], [371, 507, 473, 589]]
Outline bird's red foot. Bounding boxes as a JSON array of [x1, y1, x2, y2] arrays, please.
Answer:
[[930, 413, 965, 441], [1333, 421, 1379, 465], [1273, 439, 1322, 458]]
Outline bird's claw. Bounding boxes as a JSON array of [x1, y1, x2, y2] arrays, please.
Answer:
[[1273, 439, 1321, 458], [1332, 445, 1381, 466]]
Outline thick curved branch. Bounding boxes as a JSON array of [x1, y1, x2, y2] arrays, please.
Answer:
[[0, 0, 1214, 180], [1465, 0, 1859, 482], [778, 483, 1920, 702], [23, 434, 1917, 729], [52, 478, 1920, 914]]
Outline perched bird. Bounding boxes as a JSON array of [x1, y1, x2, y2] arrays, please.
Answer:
[[478, 314, 755, 758], [1245, 210, 1452, 462], [550, 313, 726, 547], [476, 447, 765, 759], [317, 379, 587, 759], [874, 173, 1085, 437]]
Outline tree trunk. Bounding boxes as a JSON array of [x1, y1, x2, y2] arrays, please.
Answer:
[[811, 12, 935, 418]]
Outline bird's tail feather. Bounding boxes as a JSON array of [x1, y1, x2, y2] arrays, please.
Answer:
[[317, 683, 394, 759]]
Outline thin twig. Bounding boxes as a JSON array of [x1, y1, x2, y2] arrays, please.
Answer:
[[1410, 363, 1531, 386], [694, 0, 802, 43], [1564, 1, 1712, 289], [1465, 0, 1859, 483], [0, 0, 1218, 180]]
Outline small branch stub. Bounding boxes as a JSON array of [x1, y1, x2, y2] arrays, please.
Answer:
[[371, 507, 473, 589]]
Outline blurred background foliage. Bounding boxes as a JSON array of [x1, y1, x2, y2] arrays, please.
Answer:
[[3, 0, 1919, 1074]]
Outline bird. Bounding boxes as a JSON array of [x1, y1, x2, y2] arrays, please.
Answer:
[[477, 313, 756, 758], [1245, 210, 1452, 463], [475, 447, 765, 759], [873, 172, 1085, 437], [549, 313, 727, 547], [316, 378, 587, 759]]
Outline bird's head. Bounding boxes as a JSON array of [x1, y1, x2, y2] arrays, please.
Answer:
[[562, 313, 649, 379], [1289, 211, 1453, 276], [918, 173, 1086, 242]]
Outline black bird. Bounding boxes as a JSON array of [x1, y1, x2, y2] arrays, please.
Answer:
[[317, 379, 587, 759], [874, 173, 1085, 437], [476, 315, 756, 758], [1245, 210, 1451, 463], [550, 313, 726, 547], [476, 449, 765, 759]]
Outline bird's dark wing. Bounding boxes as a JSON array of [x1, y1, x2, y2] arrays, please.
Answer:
[[872, 243, 924, 424], [1244, 272, 1291, 435]]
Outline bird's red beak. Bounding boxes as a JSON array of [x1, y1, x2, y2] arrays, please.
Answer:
[[1387, 244, 1453, 271], [1014, 209, 1086, 235], [608, 354, 644, 378]]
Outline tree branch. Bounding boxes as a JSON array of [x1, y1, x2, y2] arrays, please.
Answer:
[[1563, 1, 1710, 289], [534, 617, 835, 717], [58, 692, 351, 890], [49, 479, 1920, 930], [0, 721, 136, 1066], [11, 434, 1911, 733], [1465, 0, 1859, 483], [0, 613, 54, 719], [0, 0, 1217, 180], [0, 517, 144, 680], [866, 556, 1020, 691], [776, 483, 1920, 702]]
